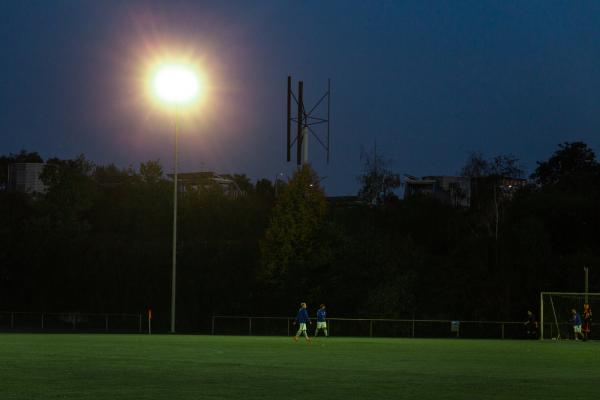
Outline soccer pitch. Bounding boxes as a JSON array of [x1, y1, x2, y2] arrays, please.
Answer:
[[0, 334, 597, 399]]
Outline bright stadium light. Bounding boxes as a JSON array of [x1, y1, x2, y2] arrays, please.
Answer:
[[152, 64, 200, 105], [149, 60, 203, 334]]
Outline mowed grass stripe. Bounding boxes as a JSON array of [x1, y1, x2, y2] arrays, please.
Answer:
[[0, 334, 598, 399]]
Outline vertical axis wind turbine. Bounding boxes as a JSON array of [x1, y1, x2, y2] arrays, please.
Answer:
[[287, 76, 331, 165]]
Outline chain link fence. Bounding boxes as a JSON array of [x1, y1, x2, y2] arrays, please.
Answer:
[[210, 316, 528, 339], [0, 312, 144, 333]]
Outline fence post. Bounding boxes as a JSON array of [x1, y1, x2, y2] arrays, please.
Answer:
[[10, 312, 14, 329], [412, 319, 415, 338], [540, 292, 544, 340], [41, 313, 44, 330], [501, 323, 505, 339], [248, 317, 252, 336], [211, 316, 215, 335], [369, 320, 373, 338], [287, 318, 290, 336]]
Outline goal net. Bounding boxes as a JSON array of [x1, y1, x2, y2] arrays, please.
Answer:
[[540, 292, 599, 340]]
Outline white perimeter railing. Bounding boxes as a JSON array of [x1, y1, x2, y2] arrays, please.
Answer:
[[210, 316, 534, 339], [0, 311, 144, 333]]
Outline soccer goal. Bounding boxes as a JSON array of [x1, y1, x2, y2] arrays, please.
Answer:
[[540, 292, 599, 340]]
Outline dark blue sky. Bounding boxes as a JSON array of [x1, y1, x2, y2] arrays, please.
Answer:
[[2, 1, 600, 195]]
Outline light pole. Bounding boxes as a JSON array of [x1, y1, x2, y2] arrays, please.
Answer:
[[152, 63, 200, 333], [171, 109, 179, 334]]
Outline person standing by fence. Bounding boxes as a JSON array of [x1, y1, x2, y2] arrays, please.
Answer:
[[293, 302, 311, 343], [314, 304, 328, 337], [524, 310, 538, 339]]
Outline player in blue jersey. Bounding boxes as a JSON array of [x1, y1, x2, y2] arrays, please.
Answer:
[[570, 308, 582, 340], [314, 304, 328, 337], [524, 310, 538, 339], [293, 302, 311, 342]]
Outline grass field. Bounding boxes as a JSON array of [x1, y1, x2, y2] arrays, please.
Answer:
[[0, 334, 598, 399]]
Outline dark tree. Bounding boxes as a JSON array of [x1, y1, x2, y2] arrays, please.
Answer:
[[260, 165, 328, 307], [461, 152, 523, 179], [139, 160, 164, 184], [531, 142, 600, 196], [357, 147, 401, 206], [460, 152, 489, 178]]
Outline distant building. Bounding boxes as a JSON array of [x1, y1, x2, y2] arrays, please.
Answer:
[[469, 175, 527, 210], [167, 172, 245, 198], [405, 174, 528, 208], [404, 176, 471, 207], [7, 163, 46, 194]]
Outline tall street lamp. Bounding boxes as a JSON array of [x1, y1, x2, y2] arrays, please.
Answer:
[[152, 63, 200, 333]]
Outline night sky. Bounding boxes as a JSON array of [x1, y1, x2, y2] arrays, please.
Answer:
[[2, 0, 600, 195]]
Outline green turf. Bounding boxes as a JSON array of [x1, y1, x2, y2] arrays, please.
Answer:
[[0, 334, 597, 399]]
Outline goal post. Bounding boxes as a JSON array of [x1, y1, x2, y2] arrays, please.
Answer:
[[540, 292, 599, 340]]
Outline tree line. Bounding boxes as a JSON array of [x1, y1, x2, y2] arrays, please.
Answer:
[[1, 142, 598, 331]]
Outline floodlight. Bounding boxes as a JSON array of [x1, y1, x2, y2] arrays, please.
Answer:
[[152, 64, 200, 104]]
